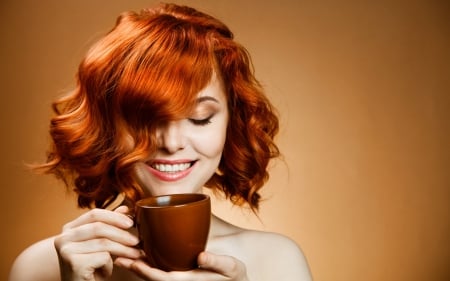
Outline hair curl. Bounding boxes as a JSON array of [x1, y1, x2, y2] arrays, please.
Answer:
[[39, 3, 279, 210]]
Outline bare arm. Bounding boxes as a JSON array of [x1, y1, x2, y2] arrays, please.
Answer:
[[9, 237, 61, 281], [269, 234, 313, 280], [242, 231, 313, 281]]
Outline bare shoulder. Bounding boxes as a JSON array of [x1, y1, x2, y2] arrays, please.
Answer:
[[237, 230, 313, 281], [209, 216, 312, 280], [9, 237, 60, 281]]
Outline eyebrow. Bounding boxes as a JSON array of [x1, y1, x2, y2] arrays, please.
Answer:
[[196, 96, 220, 103]]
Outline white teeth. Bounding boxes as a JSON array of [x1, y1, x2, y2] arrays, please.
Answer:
[[152, 163, 191, 173]]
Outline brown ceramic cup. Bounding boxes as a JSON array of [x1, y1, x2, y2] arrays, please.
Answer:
[[135, 193, 211, 271]]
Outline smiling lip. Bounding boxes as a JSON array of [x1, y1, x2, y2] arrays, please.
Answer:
[[146, 159, 196, 182]]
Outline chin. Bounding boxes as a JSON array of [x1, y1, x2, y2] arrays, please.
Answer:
[[145, 184, 204, 197]]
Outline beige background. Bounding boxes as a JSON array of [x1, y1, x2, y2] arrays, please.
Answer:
[[1, 0, 449, 280]]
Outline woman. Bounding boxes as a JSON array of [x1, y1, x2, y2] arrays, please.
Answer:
[[9, 3, 312, 281]]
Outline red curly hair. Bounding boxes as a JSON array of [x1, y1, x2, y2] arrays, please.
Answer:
[[40, 3, 279, 210]]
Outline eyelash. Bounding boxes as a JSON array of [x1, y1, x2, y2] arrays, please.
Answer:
[[189, 115, 213, 126]]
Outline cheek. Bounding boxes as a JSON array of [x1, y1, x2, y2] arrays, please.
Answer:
[[199, 134, 225, 157], [195, 126, 227, 158]]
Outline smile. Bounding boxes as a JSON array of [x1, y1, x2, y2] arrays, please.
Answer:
[[151, 162, 192, 173], [147, 160, 196, 182]]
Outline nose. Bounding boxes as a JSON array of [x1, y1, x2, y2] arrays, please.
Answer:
[[156, 121, 186, 154]]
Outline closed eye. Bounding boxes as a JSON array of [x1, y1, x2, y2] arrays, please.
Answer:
[[189, 115, 213, 126]]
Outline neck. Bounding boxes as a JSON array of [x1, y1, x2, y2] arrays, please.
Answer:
[[208, 213, 243, 239]]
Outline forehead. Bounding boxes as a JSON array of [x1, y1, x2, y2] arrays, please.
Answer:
[[196, 72, 227, 104]]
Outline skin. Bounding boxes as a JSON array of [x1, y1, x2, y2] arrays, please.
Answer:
[[9, 74, 313, 281]]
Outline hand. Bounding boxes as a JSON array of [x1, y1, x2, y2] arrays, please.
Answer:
[[54, 206, 142, 281], [115, 251, 249, 281]]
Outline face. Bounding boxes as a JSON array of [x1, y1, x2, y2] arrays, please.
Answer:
[[133, 73, 229, 196]]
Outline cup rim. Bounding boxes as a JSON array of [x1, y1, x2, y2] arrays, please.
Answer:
[[135, 193, 209, 209]]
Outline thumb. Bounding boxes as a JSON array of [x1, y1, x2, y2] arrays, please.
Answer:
[[197, 252, 244, 277]]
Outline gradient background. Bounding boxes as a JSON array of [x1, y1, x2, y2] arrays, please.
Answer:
[[1, 0, 449, 280]]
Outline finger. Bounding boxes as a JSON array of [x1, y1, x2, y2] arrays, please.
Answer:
[[60, 239, 142, 259], [63, 208, 133, 230], [70, 252, 113, 281], [123, 259, 170, 281], [119, 258, 233, 281], [114, 205, 130, 215], [94, 254, 114, 281], [197, 252, 246, 277], [59, 221, 139, 245], [113, 256, 134, 268], [114, 205, 136, 225], [124, 259, 199, 281]]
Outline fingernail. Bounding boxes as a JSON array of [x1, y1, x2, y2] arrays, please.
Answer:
[[123, 218, 133, 228], [126, 214, 135, 227], [133, 239, 141, 246], [139, 249, 146, 257]]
